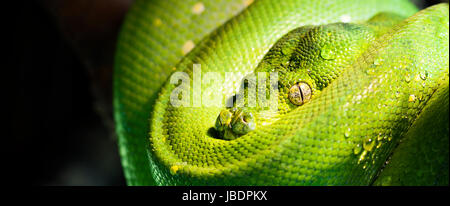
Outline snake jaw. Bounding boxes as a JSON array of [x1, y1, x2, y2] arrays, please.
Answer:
[[215, 108, 256, 140], [215, 109, 233, 132]]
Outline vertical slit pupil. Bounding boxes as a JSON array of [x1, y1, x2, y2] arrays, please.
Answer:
[[298, 84, 304, 103]]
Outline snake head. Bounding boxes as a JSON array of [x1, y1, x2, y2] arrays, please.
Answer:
[[215, 108, 256, 140]]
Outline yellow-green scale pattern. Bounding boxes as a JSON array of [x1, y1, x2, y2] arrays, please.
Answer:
[[114, 0, 251, 185], [114, 0, 448, 185]]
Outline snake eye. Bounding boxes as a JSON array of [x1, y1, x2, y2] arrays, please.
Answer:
[[288, 82, 312, 106]]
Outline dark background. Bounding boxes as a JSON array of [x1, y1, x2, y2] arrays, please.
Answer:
[[4, 0, 446, 186], [5, 0, 134, 185]]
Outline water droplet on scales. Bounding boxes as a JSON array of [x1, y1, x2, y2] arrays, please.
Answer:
[[320, 45, 336, 60], [344, 128, 351, 138], [420, 71, 428, 80]]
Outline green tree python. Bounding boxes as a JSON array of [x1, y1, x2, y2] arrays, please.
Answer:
[[113, 0, 449, 185]]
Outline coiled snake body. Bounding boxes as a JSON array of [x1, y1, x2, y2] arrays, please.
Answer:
[[114, 0, 449, 185]]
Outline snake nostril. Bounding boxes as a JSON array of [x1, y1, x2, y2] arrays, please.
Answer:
[[232, 111, 255, 135]]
